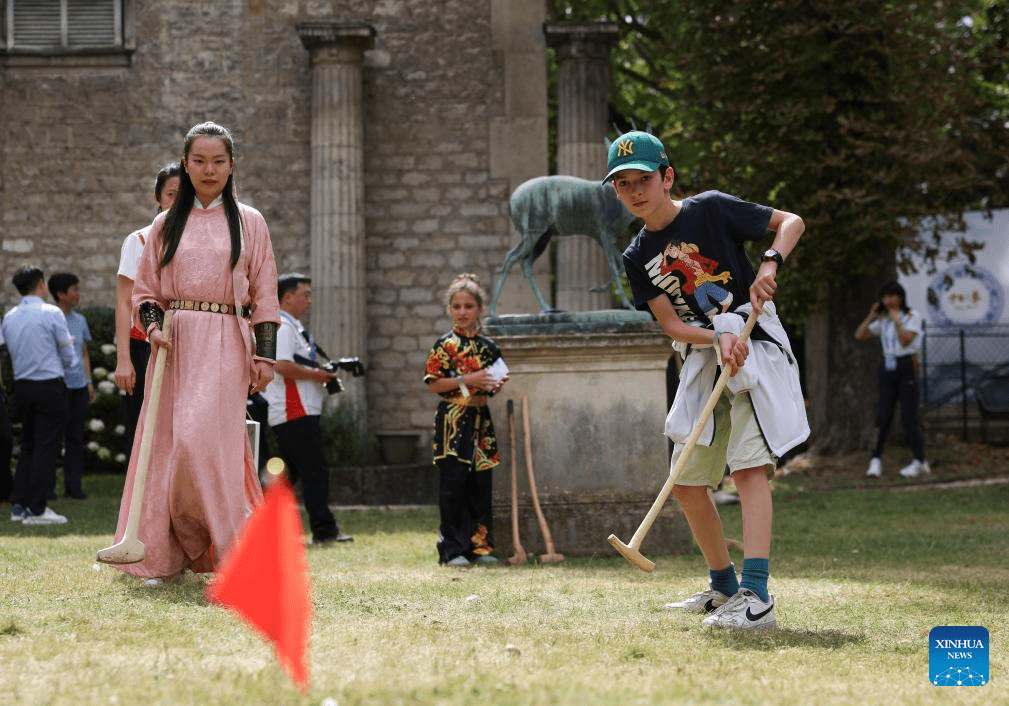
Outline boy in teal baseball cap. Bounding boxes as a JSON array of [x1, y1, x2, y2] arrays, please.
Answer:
[[603, 130, 670, 183], [606, 130, 809, 631]]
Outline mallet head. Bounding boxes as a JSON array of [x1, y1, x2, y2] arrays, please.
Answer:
[[96, 537, 145, 564], [607, 534, 655, 572]]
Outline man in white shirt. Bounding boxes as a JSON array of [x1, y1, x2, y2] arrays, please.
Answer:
[[1, 266, 79, 525], [263, 273, 352, 544]]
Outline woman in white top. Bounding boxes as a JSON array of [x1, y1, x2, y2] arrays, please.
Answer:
[[855, 281, 929, 478], [114, 164, 180, 465]]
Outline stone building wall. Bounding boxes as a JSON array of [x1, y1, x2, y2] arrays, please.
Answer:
[[0, 0, 547, 446]]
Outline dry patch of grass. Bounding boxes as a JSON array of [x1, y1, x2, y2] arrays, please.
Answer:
[[1, 475, 1006, 705]]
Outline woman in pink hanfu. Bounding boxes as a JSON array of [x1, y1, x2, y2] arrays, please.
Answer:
[[111, 122, 280, 585]]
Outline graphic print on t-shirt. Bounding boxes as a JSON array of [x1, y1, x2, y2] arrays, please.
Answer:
[[646, 239, 734, 322]]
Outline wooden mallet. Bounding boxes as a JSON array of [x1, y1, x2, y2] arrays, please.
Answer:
[[506, 400, 528, 565], [608, 310, 759, 571], [522, 396, 564, 563], [97, 311, 174, 564]]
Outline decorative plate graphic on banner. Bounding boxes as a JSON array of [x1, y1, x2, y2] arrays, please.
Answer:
[[926, 265, 1004, 326]]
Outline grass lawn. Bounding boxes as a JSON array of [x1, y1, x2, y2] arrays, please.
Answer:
[[1, 463, 1006, 706]]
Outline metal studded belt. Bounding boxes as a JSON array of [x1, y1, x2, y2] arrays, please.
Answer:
[[168, 299, 251, 317]]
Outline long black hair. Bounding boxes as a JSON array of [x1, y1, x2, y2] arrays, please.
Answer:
[[158, 122, 242, 270]]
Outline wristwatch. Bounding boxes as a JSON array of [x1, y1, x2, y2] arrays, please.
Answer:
[[760, 248, 784, 267]]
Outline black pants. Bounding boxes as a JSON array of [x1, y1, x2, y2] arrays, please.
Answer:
[[120, 338, 150, 467], [273, 415, 339, 541], [437, 456, 494, 563], [11, 378, 67, 515], [871, 355, 925, 461], [62, 386, 90, 495], [0, 390, 13, 502]]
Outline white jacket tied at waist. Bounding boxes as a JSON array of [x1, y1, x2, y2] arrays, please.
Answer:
[[664, 302, 810, 459]]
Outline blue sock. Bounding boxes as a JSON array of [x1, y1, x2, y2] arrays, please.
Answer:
[[740, 557, 770, 603], [709, 563, 738, 597]]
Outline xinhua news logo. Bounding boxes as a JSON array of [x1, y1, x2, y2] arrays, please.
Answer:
[[929, 626, 989, 686]]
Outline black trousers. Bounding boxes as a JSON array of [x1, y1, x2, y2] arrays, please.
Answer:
[[871, 355, 925, 461], [0, 390, 13, 502], [11, 378, 67, 515], [436, 456, 494, 563], [62, 386, 90, 494], [120, 338, 150, 467], [273, 415, 339, 541]]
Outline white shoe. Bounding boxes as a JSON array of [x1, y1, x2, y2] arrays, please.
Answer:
[[21, 507, 68, 526], [702, 589, 777, 631], [9, 504, 26, 522], [143, 578, 166, 587], [445, 556, 471, 567], [664, 588, 731, 614], [865, 458, 882, 477], [899, 460, 930, 478], [712, 489, 740, 505]]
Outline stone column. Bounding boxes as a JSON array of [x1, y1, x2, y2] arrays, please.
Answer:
[[297, 22, 375, 413], [545, 22, 620, 312]]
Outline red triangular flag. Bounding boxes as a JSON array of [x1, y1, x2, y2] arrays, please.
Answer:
[[206, 478, 312, 692]]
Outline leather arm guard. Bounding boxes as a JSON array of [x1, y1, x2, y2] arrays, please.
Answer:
[[254, 321, 278, 360], [138, 302, 165, 333]]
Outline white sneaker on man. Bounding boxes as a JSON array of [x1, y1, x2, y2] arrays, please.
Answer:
[[865, 457, 882, 477], [702, 589, 777, 630], [899, 460, 931, 478], [664, 588, 731, 614], [21, 507, 68, 526]]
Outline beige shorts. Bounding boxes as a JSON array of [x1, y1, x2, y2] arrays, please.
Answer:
[[670, 389, 776, 488]]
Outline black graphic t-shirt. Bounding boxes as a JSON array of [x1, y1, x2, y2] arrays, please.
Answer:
[[622, 190, 773, 326]]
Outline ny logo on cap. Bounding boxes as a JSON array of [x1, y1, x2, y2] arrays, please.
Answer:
[[617, 139, 635, 157]]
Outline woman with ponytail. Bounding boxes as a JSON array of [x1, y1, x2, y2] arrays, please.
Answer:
[[110, 122, 280, 585]]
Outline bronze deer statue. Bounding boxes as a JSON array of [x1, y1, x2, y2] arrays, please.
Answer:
[[489, 175, 637, 316]]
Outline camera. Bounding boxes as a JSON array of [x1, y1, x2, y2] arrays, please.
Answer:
[[293, 354, 366, 395]]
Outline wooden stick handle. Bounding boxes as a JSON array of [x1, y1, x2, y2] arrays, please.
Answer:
[[508, 400, 525, 558], [626, 309, 760, 550], [522, 396, 558, 555], [120, 310, 173, 543]]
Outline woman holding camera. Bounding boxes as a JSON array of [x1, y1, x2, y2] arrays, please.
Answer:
[[855, 281, 929, 478]]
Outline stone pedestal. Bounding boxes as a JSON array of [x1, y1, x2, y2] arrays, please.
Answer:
[[484, 312, 692, 557]]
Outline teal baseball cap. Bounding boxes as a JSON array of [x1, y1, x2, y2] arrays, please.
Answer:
[[603, 131, 669, 183]]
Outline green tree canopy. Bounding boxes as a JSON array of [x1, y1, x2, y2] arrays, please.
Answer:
[[549, 0, 1009, 450], [552, 0, 1009, 324]]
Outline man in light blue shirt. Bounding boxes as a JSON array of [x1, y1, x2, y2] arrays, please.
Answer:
[[1, 265, 78, 525], [49, 272, 95, 500]]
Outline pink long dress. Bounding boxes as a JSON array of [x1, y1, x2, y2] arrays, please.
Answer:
[[111, 202, 279, 579]]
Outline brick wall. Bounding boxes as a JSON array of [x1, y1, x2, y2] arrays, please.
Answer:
[[0, 0, 544, 445]]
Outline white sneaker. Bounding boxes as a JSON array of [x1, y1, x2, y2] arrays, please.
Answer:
[[865, 458, 882, 477], [445, 556, 471, 567], [899, 460, 930, 478], [712, 489, 740, 505], [664, 588, 731, 614], [9, 504, 26, 522], [702, 589, 777, 630], [21, 507, 68, 526]]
